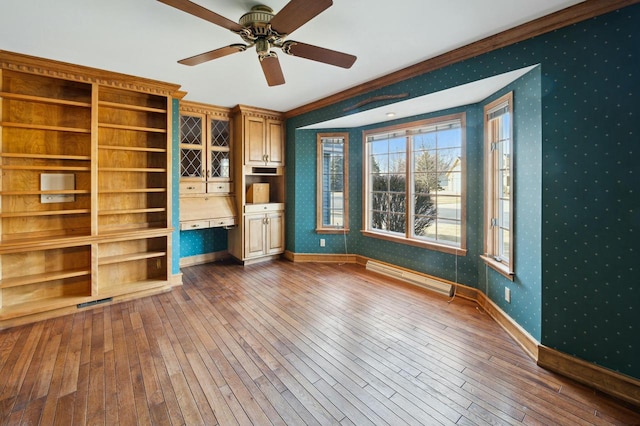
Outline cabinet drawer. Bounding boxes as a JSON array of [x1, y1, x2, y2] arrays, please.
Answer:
[[207, 182, 233, 194], [209, 217, 236, 228], [180, 220, 209, 231], [244, 202, 285, 213], [180, 182, 205, 194]]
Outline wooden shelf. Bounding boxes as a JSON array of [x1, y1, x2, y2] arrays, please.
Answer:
[[0, 91, 92, 108], [0, 209, 90, 218], [98, 100, 166, 114], [0, 295, 93, 321], [98, 207, 165, 216], [99, 188, 165, 194], [0, 268, 91, 289], [0, 190, 90, 196], [0, 153, 91, 161], [98, 145, 166, 153], [0, 122, 91, 133], [96, 279, 170, 298], [99, 167, 166, 173], [98, 251, 166, 266], [98, 123, 166, 133], [0, 165, 91, 171]]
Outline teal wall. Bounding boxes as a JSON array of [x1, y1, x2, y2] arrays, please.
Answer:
[[180, 227, 228, 257], [171, 98, 180, 275], [285, 5, 639, 379]]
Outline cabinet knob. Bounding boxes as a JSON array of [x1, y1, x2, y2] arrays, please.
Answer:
[[187, 186, 195, 190], [191, 224, 199, 228]]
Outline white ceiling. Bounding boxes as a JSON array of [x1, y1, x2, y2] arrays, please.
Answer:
[[1, 0, 582, 112]]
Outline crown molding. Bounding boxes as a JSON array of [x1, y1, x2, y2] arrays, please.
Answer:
[[285, 0, 640, 119]]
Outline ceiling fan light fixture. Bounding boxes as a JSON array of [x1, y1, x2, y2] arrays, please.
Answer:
[[160, 0, 356, 86], [255, 38, 271, 56]]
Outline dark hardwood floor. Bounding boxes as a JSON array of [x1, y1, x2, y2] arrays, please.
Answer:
[[1, 260, 638, 425]]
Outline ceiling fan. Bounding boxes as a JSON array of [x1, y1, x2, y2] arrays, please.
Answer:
[[158, 0, 357, 86]]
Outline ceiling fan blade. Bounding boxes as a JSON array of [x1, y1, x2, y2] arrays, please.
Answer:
[[178, 44, 247, 66], [282, 41, 356, 68], [260, 55, 285, 86], [269, 0, 333, 35], [157, 0, 243, 32]]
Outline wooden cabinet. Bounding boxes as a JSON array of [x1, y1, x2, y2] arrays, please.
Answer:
[[179, 101, 236, 230], [243, 114, 284, 167], [229, 105, 285, 264], [244, 206, 284, 259], [0, 51, 180, 328]]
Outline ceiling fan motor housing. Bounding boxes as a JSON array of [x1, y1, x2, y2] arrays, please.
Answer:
[[239, 5, 275, 36]]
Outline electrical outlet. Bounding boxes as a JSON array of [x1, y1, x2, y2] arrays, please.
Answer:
[[320, 239, 325, 247], [505, 287, 511, 303]]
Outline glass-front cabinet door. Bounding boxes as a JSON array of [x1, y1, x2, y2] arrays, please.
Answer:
[[208, 118, 231, 181], [180, 113, 205, 194], [179, 111, 232, 194]]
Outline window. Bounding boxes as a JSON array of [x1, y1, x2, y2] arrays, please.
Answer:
[[363, 113, 466, 254], [316, 133, 349, 233], [482, 92, 514, 279]]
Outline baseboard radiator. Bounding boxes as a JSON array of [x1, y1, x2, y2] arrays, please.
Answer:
[[365, 260, 454, 297]]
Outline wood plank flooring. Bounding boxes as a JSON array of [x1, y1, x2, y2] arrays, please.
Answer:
[[1, 259, 639, 425]]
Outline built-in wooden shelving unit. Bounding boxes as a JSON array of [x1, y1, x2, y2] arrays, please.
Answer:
[[0, 50, 181, 328]]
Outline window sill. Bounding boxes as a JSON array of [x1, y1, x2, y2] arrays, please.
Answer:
[[480, 255, 515, 281], [361, 230, 467, 256], [316, 228, 350, 235]]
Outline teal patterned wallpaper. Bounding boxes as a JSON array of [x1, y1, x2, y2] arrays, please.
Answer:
[[171, 98, 180, 275], [285, 5, 639, 379], [180, 227, 228, 258], [539, 9, 638, 378]]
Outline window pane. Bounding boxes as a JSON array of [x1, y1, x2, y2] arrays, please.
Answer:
[[389, 153, 406, 173], [180, 116, 202, 145], [437, 195, 461, 220], [438, 127, 462, 149], [390, 193, 406, 214], [484, 94, 513, 268], [210, 151, 230, 178], [389, 137, 406, 154], [389, 174, 406, 192], [437, 218, 461, 244], [500, 228, 510, 259], [370, 139, 389, 155], [414, 132, 436, 149], [180, 148, 202, 177], [500, 199, 510, 229], [210, 119, 229, 147], [365, 115, 464, 248], [389, 213, 405, 233], [438, 147, 461, 169], [371, 154, 388, 173], [318, 134, 348, 229]]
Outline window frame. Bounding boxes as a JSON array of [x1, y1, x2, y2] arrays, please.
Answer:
[[316, 132, 350, 234], [361, 113, 467, 255], [482, 92, 515, 280]]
